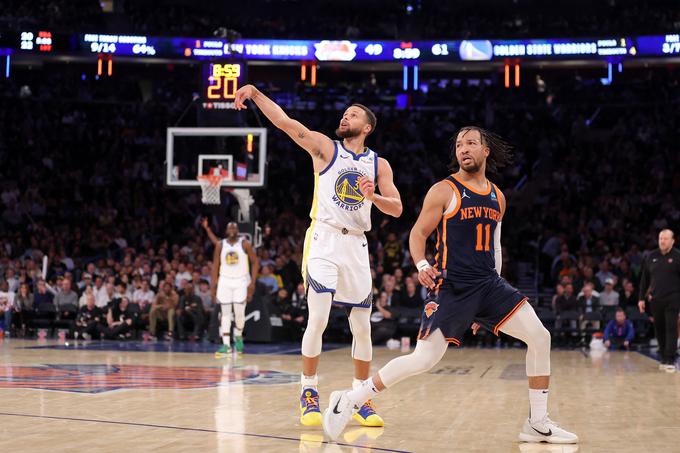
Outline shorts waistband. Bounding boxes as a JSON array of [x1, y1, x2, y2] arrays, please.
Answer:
[[314, 221, 364, 236]]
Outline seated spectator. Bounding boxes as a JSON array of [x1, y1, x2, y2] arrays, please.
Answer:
[[578, 283, 600, 315], [15, 282, 34, 335], [176, 282, 204, 340], [257, 264, 282, 295], [603, 308, 634, 350], [54, 278, 78, 325], [103, 297, 135, 340], [381, 274, 402, 307], [132, 279, 155, 311], [401, 280, 423, 308], [78, 284, 94, 307], [370, 291, 397, 344], [554, 283, 579, 314], [97, 282, 115, 309], [595, 261, 615, 289], [619, 280, 637, 309], [149, 282, 178, 339], [75, 294, 103, 340], [77, 272, 93, 292], [0, 281, 15, 333], [551, 283, 564, 313], [599, 278, 620, 308], [275, 288, 305, 341]]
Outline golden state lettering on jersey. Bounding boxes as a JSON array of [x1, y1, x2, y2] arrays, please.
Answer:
[[308, 141, 378, 232], [332, 167, 367, 211]]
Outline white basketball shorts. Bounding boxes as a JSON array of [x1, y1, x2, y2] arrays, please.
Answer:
[[302, 222, 372, 308], [216, 276, 248, 304]]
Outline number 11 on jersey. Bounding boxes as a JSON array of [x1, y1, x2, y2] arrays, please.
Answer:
[[475, 223, 491, 251]]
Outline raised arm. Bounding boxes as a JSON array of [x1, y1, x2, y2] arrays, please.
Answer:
[[201, 217, 219, 246], [234, 85, 335, 168], [243, 239, 260, 301], [359, 157, 402, 218], [409, 181, 452, 289]]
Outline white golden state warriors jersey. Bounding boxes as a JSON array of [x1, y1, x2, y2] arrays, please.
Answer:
[[309, 141, 378, 233], [219, 238, 249, 279]]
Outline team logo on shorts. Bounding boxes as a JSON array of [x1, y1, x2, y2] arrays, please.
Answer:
[[225, 251, 239, 265], [424, 301, 439, 318], [333, 169, 365, 211]]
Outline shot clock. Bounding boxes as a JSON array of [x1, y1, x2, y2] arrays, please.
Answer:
[[201, 61, 247, 110]]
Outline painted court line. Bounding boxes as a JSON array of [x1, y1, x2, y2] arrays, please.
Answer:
[[0, 412, 412, 453]]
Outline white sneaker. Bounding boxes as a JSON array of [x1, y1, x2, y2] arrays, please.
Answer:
[[519, 416, 578, 444], [659, 363, 667, 371], [662, 364, 676, 373], [322, 390, 358, 442]]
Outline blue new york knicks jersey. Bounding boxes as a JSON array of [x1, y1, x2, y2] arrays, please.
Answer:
[[435, 174, 504, 283]]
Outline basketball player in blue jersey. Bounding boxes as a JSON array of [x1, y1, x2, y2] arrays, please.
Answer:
[[323, 126, 578, 444], [234, 85, 403, 428]]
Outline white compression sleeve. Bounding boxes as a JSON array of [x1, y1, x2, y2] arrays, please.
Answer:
[[377, 329, 449, 388], [494, 221, 502, 276]]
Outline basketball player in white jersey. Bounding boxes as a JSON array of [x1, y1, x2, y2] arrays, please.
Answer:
[[211, 222, 259, 356], [234, 85, 402, 427]]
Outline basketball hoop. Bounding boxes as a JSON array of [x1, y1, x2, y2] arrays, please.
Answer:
[[197, 174, 225, 205]]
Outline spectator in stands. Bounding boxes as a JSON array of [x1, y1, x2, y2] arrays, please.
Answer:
[[77, 272, 93, 292], [551, 283, 564, 313], [15, 282, 33, 334], [381, 274, 402, 307], [78, 284, 94, 307], [619, 279, 637, 309], [578, 283, 600, 315], [290, 282, 309, 328], [132, 279, 155, 311], [277, 288, 305, 341], [97, 282, 114, 309], [75, 293, 102, 340], [149, 282, 178, 339], [54, 278, 77, 310], [401, 280, 423, 309], [555, 283, 579, 314], [257, 264, 281, 295], [176, 282, 204, 340], [5, 268, 19, 293], [0, 281, 15, 333], [33, 280, 54, 309], [370, 292, 397, 344], [175, 262, 192, 288], [103, 296, 135, 340], [603, 308, 634, 350], [382, 232, 404, 273], [599, 278, 620, 308], [596, 261, 615, 289]]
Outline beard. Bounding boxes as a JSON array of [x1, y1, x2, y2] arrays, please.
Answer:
[[335, 125, 362, 139], [460, 159, 482, 173]]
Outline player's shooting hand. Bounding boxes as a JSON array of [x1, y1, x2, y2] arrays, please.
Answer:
[[471, 322, 480, 335], [417, 265, 441, 290], [234, 85, 257, 110], [358, 176, 376, 201]]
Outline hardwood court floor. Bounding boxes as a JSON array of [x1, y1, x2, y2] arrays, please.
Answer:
[[0, 338, 678, 452]]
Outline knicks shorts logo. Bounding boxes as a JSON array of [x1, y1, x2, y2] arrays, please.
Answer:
[[424, 301, 439, 318], [334, 170, 364, 206], [225, 251, 239, 265]]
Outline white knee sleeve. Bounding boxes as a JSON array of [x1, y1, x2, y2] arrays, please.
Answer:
[[499, 303, 551, 376], [220, 305, 232, 338], [348, 307, 372, 361], [301, 291, 332, 358], [233, 303, 245, 336], [378, 329, 448, 388]]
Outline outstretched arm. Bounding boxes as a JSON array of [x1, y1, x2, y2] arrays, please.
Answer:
[[358, 158, 402, 217], [409, 182, 452, 289], [234, 85, 334, 164], [201, 218, 219, 246]]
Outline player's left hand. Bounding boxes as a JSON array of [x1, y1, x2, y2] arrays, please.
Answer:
[[358, 176, 376, 201], [247, 283, 255, 302], [471, 322, 480, 335]]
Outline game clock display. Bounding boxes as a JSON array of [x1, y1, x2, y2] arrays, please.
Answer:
[[201, 61, 247, 109]]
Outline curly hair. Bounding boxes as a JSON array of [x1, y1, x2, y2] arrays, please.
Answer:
[[448, 126, 513, 174]]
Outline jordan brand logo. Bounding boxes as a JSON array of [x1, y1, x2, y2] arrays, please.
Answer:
[[461, 189, 471, 199]]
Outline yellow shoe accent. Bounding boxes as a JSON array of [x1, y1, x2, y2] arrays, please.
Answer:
[[352, 400, 384, 427], [343, 426, 384, 443], [300, 408, 323, 426]]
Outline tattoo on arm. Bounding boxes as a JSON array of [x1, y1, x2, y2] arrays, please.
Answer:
[[297, 130, 306, 139]]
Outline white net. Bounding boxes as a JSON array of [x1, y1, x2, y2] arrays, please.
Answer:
[[198, 175, 224, 205]]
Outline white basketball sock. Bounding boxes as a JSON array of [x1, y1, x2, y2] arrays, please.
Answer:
[[347, 378, 380, 406], [301, 373, 318, 391], [529, 388, 549, 423]]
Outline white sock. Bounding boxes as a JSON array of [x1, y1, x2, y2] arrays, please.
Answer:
[[222, 335, 230, 346], [352, 378, 362, 390], [301, 373, 318, 391], [347, 378, 380, 406], [529, 388, 549, 423]]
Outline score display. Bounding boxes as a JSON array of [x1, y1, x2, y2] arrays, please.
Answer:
[[201, 62, 247, 110]]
